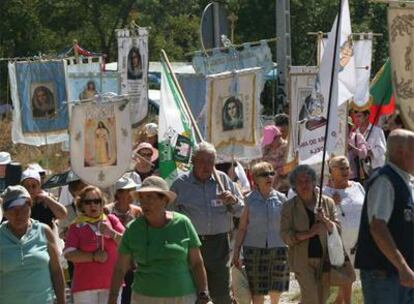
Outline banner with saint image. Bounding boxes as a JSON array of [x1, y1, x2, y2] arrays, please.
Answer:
[[205, 68, 261, 151], [117, 27, 149, 125], [70, 100, 132, 188], [8, 60, 69, 146]]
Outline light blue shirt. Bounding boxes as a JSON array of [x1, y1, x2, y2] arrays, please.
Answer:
[[171, 171, 244, 235], [243, 189, 287, 248], [0, 220, 54, 304]]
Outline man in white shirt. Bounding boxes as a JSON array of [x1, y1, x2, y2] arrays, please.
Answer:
[[354, 110, 386, 171]]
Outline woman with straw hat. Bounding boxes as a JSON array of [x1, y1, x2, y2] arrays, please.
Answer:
[[108, 176, 211, 304]]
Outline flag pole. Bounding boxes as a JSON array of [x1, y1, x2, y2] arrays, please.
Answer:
[[160, 49, 225, 191], [317, 0, 343, 208]]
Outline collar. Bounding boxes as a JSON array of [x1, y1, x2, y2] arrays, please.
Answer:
[[189, 171, 215, 184], [387, 162, 413, 185]]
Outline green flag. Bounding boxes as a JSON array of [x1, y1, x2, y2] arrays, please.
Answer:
[[158, 61, 194, 185]]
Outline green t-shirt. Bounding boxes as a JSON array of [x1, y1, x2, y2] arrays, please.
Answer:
[[119, 212, 201, 297]]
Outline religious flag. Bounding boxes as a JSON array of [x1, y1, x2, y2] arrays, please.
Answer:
[[368, 59, 395, 124], [158, 61, 194, 185], [298, 0, 353, 164]]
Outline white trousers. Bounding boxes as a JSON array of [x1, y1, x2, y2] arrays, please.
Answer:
[[73, 289, 121, 304]]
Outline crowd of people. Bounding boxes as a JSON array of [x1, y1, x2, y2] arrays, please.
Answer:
[[0, 109, 413, 304]]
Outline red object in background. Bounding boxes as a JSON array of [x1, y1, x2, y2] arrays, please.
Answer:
[[369, 95, 395, 125]]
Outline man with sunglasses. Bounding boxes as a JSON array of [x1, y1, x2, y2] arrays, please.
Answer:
[[171, 141, 244, 304]]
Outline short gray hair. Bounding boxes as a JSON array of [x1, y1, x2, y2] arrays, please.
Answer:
[[289, 164, 317, 191], [193, 141, 216, 158]]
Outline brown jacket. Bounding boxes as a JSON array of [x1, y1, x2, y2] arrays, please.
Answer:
[[280, 193, 339, 273]]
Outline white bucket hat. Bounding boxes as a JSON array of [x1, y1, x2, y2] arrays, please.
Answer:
[[0, 152, 11, 165], [115, 176, 138, 192]]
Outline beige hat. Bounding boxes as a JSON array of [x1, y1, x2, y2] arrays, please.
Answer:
[[131, 176, 176, 204]]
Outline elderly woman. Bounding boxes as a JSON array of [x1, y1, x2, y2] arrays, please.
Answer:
[[108, 176, 210, 304], [0, 185, 65, 304], [64, 186, 125, 304], [280, 165, 339, 304], [323, 156, 364, 304], [105, 176, 142, 304], [21, 168, 67, 228], [233, 161, 289, 304]]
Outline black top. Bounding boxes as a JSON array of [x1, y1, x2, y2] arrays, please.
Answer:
[[305, 207, 323, 258], [31, 202, 55, 228]]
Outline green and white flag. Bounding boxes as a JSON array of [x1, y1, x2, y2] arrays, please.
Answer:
[[158, 61, 194, 185]]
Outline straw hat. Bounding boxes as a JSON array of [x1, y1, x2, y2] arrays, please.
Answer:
[[131, 176, 176, 204]]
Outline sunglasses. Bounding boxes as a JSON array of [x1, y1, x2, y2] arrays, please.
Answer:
[[258, 171, 275, 178], [139, 152, 153, 158], [82, 198, 102, 205]]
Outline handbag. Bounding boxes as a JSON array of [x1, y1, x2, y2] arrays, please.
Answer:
[[327, 258, 356, 286], [327, 224, 345, 266]]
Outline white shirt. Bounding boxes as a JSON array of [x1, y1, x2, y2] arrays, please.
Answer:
[[358, 124, 386, 169]]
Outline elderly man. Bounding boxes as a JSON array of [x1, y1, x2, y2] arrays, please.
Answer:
[[171, 141, 244, 304], [355, 129, 414, 304]]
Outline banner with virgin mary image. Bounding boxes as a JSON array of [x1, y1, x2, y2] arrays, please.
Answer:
[[117, 27, 149, 125], [205, 68, 261, 151], [8, 60, 69, 146], [70, 99, 132, 188]]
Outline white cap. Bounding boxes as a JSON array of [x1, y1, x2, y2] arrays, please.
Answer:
[[115, 176, 138, 191], [0, 152, 11, 165], [20, 168, 41, 183]]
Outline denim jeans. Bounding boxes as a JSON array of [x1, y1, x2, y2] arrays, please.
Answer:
[[360, 270, 414, 304]]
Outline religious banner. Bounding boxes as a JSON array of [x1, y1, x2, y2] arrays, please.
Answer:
[[205, 68, 261, 151], [8, 60, 69, 146], [70, 100, 132, 188], [352, 36, 373, 108], [192, 41, 273, 76], [65, 56, 120, 102], [295, 0, 351, 165], [388, 3, 414, 131], [288, 66, 318, 163], [117, 27, 149, 125]]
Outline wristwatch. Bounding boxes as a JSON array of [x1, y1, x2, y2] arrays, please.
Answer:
[[197, 290, 211, 301]]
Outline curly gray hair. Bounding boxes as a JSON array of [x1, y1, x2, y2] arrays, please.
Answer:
[[192, 141, 216, 158], [289, 164, 317, 191]]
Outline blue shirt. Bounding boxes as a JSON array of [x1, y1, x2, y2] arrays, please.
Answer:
[[0, 220, 54, 304], [243, 189, 287, 248], [171, 171, 244, 235]]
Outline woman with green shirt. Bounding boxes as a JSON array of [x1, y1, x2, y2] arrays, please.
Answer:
[[108, 176, 211, 304]]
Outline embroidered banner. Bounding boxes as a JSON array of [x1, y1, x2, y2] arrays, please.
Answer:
[[388, 3, 414, 131], [70, 100, 132, 188], [8, 60, 69, 146], [117, 27, 149, 125], [192, 41, 273, 76], [205, 68, 261, 152]]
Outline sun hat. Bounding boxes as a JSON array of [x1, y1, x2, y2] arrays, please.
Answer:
[[131, 176, 176, 203], [115, 176, 138, 191], [1, 185, 31, 211], [20, 168, 41, 183], [143, 123, 158, 137], [262, 125, 281, 146], [134, 142, 159, 162], [0, 152, 11, 165]]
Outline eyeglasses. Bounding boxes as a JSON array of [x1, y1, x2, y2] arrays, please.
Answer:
[[139, 152, 153, 158], [258, 171, 275, 178], [82, 198, 102, 205]]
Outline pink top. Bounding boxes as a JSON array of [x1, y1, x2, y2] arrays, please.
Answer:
[[64, 214, 125, 293]]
